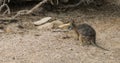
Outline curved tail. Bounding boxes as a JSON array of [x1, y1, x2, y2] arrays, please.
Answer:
[[91, 40, 109, 51]]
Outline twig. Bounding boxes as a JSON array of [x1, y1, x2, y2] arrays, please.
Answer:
[[2, 4, 10, 15], [27, 0, 48, 14], [12, 0, 48, 19], [50, 0, 59, 5], [62, 0, 82, 8], [0, 0, 11, 15], [0, 18, 18, 21], [0, 18, 18, 24], [12, 10, 29, 19]]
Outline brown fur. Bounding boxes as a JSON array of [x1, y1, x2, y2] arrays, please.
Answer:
[[70, 20, 108, 51]]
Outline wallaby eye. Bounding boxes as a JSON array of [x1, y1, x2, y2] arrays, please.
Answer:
[[68, 25, 73, 30]]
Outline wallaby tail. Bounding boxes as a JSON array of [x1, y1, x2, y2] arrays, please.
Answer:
[[91, 41, 109, 51]]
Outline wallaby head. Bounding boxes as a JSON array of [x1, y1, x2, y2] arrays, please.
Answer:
[[68, 19, 77, 30], [58, 18, 77, 30]]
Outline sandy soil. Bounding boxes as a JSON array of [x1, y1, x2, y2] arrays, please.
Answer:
[[0, 4, 120, 63]]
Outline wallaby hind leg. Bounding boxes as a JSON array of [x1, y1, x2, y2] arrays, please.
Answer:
[[81, 38, 85, 46], [74, 32, 79, 40], [73, 30, 79, 40], [81, 37, 89, 46], [82, 36, 92, 46]]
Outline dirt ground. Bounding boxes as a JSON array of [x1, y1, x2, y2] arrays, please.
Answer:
[[0, 3, 120, 63]]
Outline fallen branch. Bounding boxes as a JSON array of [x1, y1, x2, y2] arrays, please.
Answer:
[[62, 0, 82, 8], [27, 0, 48, 14], [0, 17, 19, 24], [12, 0, 48, 19], [0, 0, 11, 15], [50, 0, 59, 5], [12, 10, 29, 19], [0, 18, 18, 21], [2, 4, 10, 15]]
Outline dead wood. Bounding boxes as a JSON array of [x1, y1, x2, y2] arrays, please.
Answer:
[[27, 0, 48, 14], [0, 18, 18, 24], [0, 0, 10, 15], [0, 18, 18, 21], [12, 0, 48, 19], [63, 0, 82, 8]]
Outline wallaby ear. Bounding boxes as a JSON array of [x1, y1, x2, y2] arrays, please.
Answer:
[[71, 18, 75, 23], [67, 18, 74, 30], [69, 18, 75, 23], [68, 24, 73, 30]]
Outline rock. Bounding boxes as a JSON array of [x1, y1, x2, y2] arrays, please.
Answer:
[[37, 23, 53, 30], [34, 17, 52, 26]]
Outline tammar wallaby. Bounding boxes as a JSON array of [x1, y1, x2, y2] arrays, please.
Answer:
[[69, 20, 108, 51]]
